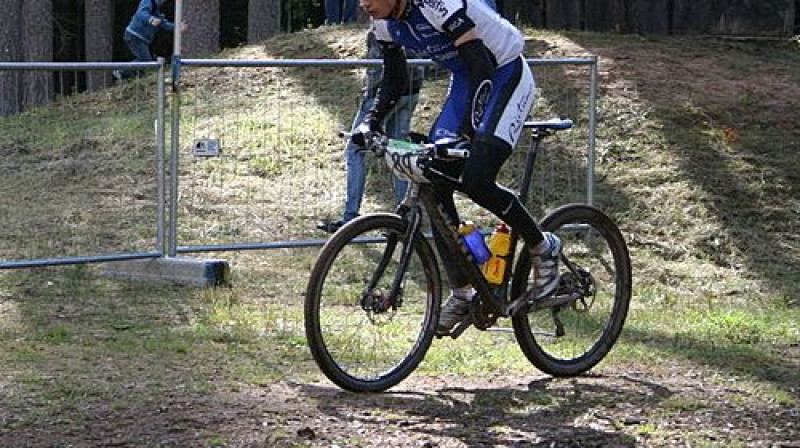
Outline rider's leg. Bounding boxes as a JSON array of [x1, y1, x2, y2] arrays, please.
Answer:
[[428, 74, 473, 294], [443, 56, 561, 303], [471, 56, 562, 300], [462, 139, 562, 300], [427, 158, 476, 333]]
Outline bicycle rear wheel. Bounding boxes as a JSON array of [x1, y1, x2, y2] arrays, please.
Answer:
[[305, 213, 442, 392], [511, 204, 632, 376]]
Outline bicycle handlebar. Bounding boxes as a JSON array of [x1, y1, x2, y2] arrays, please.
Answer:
[[340, 117, 572, 183], [339, 130, 470, 159]]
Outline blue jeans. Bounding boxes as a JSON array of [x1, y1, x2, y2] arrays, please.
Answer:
[[325, 0, 357, 24], [343, 92, 419, 221], [121, 32, 153, 79]]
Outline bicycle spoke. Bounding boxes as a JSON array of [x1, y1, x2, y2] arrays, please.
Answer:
[[305, 214, 440, 392], [513, 205, 631, 377]]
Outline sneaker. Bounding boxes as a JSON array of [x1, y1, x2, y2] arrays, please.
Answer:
[[531, 232, 562, 300], [436, 295, 473, 334], [316, 218, 346, 233]]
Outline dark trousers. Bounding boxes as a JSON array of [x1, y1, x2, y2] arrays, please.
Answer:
[[120, 32, 154, 79]]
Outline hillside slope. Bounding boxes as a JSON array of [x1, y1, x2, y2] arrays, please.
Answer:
[[0, 27, 797, 448]]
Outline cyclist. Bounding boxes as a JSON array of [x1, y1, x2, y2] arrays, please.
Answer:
[[355, 0, 563, 334]]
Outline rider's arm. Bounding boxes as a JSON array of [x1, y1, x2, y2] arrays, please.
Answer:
[[454, 29, 497, 138], [365, 42, 409, 126]]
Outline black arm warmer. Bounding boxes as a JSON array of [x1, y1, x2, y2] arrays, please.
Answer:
[[367, 43, 409, 123], [457, 38, 497, 137]]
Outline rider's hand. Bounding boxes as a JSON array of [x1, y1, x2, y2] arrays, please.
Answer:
[[350, 117, 385, 151]]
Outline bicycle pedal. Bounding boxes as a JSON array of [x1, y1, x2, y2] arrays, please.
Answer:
[[448, 320, 472, 338], [434, 316, 472, 339]]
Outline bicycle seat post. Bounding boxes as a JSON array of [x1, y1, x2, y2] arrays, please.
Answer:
[[518, 127, 545, 205], [518, 118, 573, 204]]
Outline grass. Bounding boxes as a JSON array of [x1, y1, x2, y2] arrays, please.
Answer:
[[1, 25, 799, 445]]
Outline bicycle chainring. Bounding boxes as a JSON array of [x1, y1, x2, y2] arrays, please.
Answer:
[[562, 269, 596, 312], [471, 300, 499, 330]]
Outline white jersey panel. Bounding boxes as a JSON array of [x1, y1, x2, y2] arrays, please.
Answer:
[[372, 0, 524, 68], [373, 19, 392, 43], [494, 60, 535, 146]]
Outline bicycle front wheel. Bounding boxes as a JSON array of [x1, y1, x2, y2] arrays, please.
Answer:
[[511, 204, 632, 376], [305, 213, 442, 392]]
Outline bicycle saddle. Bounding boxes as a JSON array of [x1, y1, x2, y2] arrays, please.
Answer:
[[525, 118, 574, 130]]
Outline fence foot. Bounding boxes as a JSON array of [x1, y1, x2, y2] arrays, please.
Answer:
[[101, 256, 230, 288]]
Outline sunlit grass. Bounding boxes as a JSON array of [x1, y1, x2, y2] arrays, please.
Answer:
[[0, 28, 798, 446]]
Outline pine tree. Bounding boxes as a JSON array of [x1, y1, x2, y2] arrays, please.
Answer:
[[85, 0, 113, 91], [182, 0, 220, 57], [248, 0, 281, 44]]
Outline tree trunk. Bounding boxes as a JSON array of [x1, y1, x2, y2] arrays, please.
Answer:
[[22, 0, 53, 109], [670, 0, 794, 35], [503, 0, 544, 27], [84, 0, 113, 91], [0, 0, 22, 116], [547, 0, 582, 29], [634, 0, 671, 34], [182, 0, 221, 57], [248, 0, 281, 44]]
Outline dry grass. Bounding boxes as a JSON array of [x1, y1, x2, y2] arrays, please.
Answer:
[[0, 26, 798, 447]]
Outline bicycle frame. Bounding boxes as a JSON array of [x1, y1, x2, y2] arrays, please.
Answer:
[[306, 118, 632, 390], [376, 128, 556, 334]]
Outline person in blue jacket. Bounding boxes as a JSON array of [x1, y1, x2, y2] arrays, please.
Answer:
[[316, 31, 423, 233], [114, 0, 187, 80]]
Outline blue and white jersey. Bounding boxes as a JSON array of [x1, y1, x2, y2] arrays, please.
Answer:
[[372, 0, 524, 72]]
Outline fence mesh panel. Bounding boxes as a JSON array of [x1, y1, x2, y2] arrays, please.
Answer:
[[0, 67, 161, 265], [177, 60, 594, 250]]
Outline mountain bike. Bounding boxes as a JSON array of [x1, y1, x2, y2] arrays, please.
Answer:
[[304, 118, 632, 392]]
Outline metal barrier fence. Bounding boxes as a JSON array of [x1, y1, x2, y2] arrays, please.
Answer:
[[173, 57, 597, 255], [0, 60, 166, 269], [0, 56, 597, 269]]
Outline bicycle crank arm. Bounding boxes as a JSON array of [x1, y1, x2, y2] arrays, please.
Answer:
[[529, 291, 583, 310], [506, 289, 583, 317]]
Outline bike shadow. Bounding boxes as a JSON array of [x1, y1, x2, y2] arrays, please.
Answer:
[[298, 373, 671, 446]]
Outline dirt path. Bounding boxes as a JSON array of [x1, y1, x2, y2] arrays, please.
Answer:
[[6, 362, 795, 447], [238, 367, 797, 447]]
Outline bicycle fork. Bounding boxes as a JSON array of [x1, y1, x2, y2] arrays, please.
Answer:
[[361, 205, 424, 314]]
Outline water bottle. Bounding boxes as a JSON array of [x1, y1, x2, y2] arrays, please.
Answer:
[[458, 221, 491, 265], [482, 223, 511, 285]]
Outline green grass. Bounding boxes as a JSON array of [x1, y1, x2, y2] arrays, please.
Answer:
[[1, 27, 799, 445]]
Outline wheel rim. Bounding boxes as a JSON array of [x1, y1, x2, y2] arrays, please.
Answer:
[[518, 213, 630, 371], [312, 223, 436, 387]]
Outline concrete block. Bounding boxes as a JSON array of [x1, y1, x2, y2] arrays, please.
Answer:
[[101, 257, 230, 287]]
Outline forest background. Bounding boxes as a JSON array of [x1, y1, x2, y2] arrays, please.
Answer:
[[0, 1, 798, 117], [1, 0, 798, 71]]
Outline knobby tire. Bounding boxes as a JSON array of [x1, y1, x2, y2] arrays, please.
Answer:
[[304, 213, 442, 392]]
